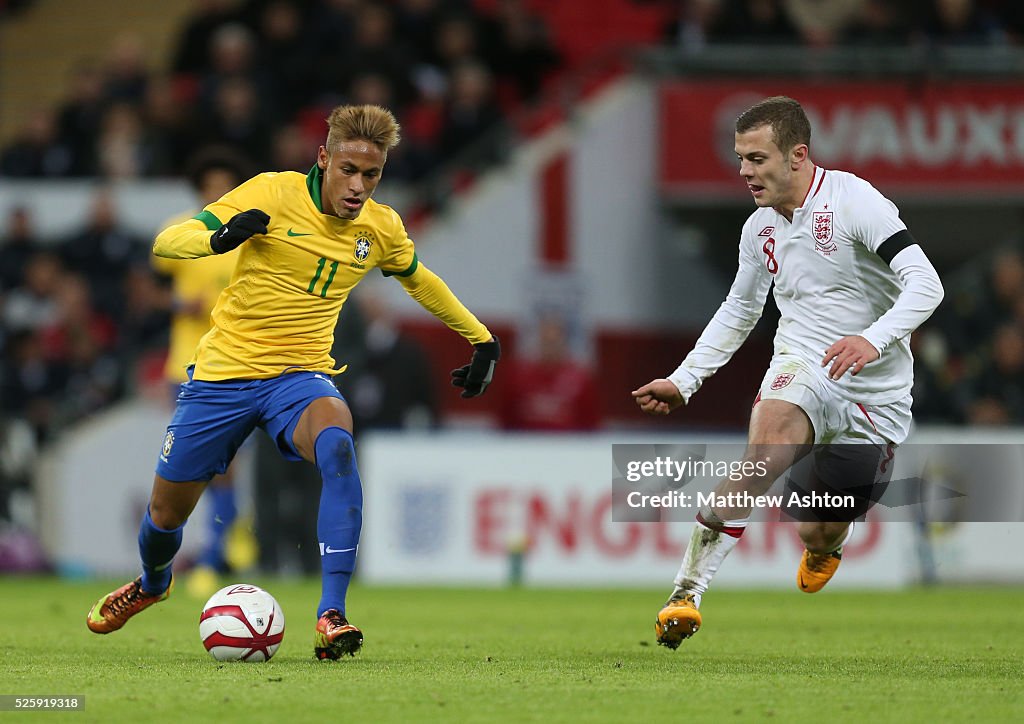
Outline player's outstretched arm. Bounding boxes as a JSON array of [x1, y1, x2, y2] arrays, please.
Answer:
[[396, 263, 498, 397], [632, 379, 685, 416], [153, 209, 270, 259]]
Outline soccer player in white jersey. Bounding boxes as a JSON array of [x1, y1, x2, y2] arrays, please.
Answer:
[[632, 96, 944, 649]]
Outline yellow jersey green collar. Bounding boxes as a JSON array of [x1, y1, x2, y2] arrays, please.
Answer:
[[306, 164, 324, 212]]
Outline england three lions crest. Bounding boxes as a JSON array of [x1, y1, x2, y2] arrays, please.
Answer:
[[813, 211, 837, 255]]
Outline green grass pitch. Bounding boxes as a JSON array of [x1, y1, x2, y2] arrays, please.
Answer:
[[2, 578, 1022, 722]]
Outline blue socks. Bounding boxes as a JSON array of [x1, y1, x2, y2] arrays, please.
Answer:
[[197, 483, 237, 570], [315, 427, 363, 617], [139, 507, 183, 595]]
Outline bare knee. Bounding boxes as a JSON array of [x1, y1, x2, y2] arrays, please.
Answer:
[[798, 522, 849, 553]]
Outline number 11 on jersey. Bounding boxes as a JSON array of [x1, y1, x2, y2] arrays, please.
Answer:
[[307, 257, 339, 297]]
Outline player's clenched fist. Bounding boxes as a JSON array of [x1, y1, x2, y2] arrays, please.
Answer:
[[451, 337, 500, 398], [632, 379, 685, 416], [211, 209, 271, 254]]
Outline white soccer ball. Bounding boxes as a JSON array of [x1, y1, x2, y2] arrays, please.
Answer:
[[199, 584, 285, 662]]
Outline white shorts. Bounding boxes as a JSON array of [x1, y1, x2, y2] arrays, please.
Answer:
[[756, 355, 912, 446]]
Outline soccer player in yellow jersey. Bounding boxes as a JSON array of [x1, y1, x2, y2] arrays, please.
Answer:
[[151, 147, 253, 599], [87, 105, 501, 660]]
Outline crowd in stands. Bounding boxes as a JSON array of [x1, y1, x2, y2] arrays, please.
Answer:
[[7, 1, 1021, 182], [912, 248, 1024, 427], [662, 0, 1024, 50], [1, 0, 562, 181], [0, 201, 167, 444]]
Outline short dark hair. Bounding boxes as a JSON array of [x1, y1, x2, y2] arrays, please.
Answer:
[[736, 96, 811, 155], [184, 145, 256, 192]]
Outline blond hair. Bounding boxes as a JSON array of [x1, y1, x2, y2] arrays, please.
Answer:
[[325, 105, 401, 153]]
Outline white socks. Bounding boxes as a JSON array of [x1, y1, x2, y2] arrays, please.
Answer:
[[670, 517, 748, 608]]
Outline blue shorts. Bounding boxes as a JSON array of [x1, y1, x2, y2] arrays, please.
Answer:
[[156, 369, 345, 483]]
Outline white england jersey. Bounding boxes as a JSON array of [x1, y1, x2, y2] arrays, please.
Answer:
[[671, 166, 941, 406]]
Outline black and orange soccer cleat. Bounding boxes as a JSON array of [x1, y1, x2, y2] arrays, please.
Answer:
[[314, 609, 363, 660], [797, 549, 843, 593], [86, 576, 173, 634], [655, 593, 702, 650]]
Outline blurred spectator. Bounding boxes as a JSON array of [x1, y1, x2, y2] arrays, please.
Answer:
[[142, 76, 201, 175], [498, 313, 600, 431], [1002, 3, 1024, 44], [319, 2, 417, 108], [0, 206, 40, 292], [967, 323, 1024, 424], [56, 61, 106, 176], [917, 0, 1004, 46], [430, 13, 481, 75], [102, 33, 150, 104], [708, 0, 801, 44], [270, 123, 315, 172], [910, 326, 969, 424], [117, 265, 173, 364], [255, 0, 316, 111], [172, 0, 243, 76], [844, 0, 912, 45], [0, 331, 64, 443], [480, 0, 561, 102], [0, 108, 74, 178], [308, 0, 359, 73], [38, 274, 122, 426], [394, 0, 450, 63], [336, 283, 437, 431], [952, 248, 1024, 354], [663, 0, 721, 52], [198, 23, 274, 116], [438, 60, 505, 162], [782, 0, 865, 47], [201, 77, 274, 166], [95, 102, 158, 178], [58, 189, 147, 320], [58, 316, 124, 426], [38, 273, 117, 363], [3, 252, 62, 334]]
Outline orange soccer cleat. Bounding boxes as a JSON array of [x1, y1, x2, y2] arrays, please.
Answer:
[[797, 549, 843, 593], [655, 593, 702, 650], [314, 609, 363, 660], [86, 576, 173, 634]]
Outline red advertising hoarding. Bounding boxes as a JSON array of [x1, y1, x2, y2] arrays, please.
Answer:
[[660, 81, 1024, 199]]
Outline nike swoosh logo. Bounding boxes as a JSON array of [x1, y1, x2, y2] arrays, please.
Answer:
[[88, 602, 105, 623], [324, 546, 355, 554], [799, 575, 810, 590], [287, 228, 312, 237]]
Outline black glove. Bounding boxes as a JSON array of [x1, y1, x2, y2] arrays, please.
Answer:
[[210, 209, 270, 254], [451, 336, 500, 398]]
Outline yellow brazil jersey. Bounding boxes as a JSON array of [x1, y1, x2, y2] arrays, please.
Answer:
[[153, 165, 489, 381], [152, 212, 240, 383]]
